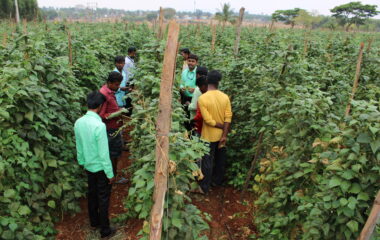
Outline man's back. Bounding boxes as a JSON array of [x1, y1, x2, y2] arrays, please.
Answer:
[[198, 90, 232, 142]]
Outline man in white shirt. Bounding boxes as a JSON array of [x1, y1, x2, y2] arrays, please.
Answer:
[[123, 47, 137, 117]]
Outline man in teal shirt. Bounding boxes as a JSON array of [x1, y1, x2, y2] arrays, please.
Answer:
[[180, 54, 198, 104], [74, 91, 116, 238]]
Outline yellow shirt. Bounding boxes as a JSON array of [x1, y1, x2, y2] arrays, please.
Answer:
[[198, 90, 232, 142]]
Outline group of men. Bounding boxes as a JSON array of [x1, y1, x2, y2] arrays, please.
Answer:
[[180, 48, 233, 194], [74, 47, 136, 238], [73, 46, 233, 238]]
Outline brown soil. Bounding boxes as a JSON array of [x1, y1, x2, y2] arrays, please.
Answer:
[[192, 187, 257, 240]]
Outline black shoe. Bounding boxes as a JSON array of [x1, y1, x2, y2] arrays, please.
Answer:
[[100, 227, 117, 238], [90, 223, 100, 229]]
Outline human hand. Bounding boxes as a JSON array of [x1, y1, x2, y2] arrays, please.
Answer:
[[185, 101, 190, 106], [120, 87, 128, 91], [108, 177, 116, 184], [218, 136, 227, 149], [188, 88, 195, 93]]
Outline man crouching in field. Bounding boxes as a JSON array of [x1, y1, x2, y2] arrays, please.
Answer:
[[74, 91, 116, 238]]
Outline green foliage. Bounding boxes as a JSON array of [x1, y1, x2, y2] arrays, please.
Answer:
[[272, 8, 303, 28], [215, 3, 237, 26], [331, 2, 379, 31]]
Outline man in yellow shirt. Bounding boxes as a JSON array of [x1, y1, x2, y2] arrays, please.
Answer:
[[198, 70, 232, 193]]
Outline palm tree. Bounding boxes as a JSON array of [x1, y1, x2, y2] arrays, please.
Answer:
[[215, 3, 236, 29]]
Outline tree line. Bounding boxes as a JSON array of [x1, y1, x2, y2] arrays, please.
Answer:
[[0, 0, 39, 20]]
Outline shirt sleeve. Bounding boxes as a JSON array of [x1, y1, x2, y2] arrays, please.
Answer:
[[96, 124, 114, 179], [198, 96, 216, 127], [188, 88, 201, 111], [180, 70, 186, 89], [74, 124, 84, 166], [98, 98, 111, 120], [224, 96, 233, 123]]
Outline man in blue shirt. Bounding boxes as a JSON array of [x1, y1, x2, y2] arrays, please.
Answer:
[[113, 56, 129, 107]]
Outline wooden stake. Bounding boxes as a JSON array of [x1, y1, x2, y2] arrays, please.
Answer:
[[234, 7, 245, 56], [68, 31, 73, 66], [14, 0, 20, 24], [345, 42, 365, 117], [366, 37, 373, 53], [149, 20, 180, 240], [269, 20, 275, 32], [358, 191, 380, 240], [157, 7, 164, 39], [211, 24, 216, 52], [241, 131, 264, 198], [2, 33, 7, 47]]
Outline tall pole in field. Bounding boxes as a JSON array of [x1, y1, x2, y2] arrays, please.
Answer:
[[14, 0, 20, 24], [234, 7, 245, 56], [345, 42, 365, 117], [358, 191, 380, 240], [157, 7, 164, 39], [149, 20, 180, 240]]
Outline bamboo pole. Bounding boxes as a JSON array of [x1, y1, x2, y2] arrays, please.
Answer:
[[157, 7, 164, 39], [14, 0, 20, 24], [68, 30, 73, 66], [149, 20, 180, 240], [358, 191, 380, 240], [366, 37, 373, 53], [345, 42, 365, 117], [2, 33, 7, 47], [234, 7, 245, 56], [211, 24, 216, 52], [241, 131, 264, 198]]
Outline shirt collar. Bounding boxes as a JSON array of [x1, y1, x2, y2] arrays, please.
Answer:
[[101, 84, 114, 94], [86, 111, 102, 121]]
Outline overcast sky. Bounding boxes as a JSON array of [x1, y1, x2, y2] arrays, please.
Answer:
[[37, 0, 380, 16]]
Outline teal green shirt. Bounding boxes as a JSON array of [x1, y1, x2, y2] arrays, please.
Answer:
[[74, 111, 114, 179], [180, 67, 197, 97]]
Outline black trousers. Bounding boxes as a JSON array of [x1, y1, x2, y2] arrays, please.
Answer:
[[107, 129, 123, 176], [199, 142, 227, 193], [87, 170, 112, 235]]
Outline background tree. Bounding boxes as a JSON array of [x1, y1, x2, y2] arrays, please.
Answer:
[[330, 1, 378, 31], [0, 0, 39, 20], [146, 12, 157, 21], [163, 7, 176, 20], [272, 8, 302, 28], [294, 10, 323, 29], [215, 3, 236, 28]]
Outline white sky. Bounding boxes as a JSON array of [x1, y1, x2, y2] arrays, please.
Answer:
[[37, 0, 380, 16]]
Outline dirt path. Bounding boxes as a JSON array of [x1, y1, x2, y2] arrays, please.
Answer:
[[55, 149, 143, 240]]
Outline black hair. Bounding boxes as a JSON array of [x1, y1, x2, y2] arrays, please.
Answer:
[[196, 75, 207, 88], [128, 47, 137, 53], [207, 70, 222, 85], [87, 91, 106, 109], [188, 54, 198, 62], [114, 56, 125, 63], [180, 48, 190, 54], [196, 66, 208, 76], [107, 71, 123, 83]]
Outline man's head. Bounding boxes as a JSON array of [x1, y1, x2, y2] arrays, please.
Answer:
[[196, 75, 208, 94], [107, 71, 123, 91], [128, 47, 137, 58], [87, 91, 106, 113], [187, 54, 198, 71], [207, 70, 222, 88], [115, 56, 125, 72], [196, 66, 208, 78], [180, 48, 190, 60]]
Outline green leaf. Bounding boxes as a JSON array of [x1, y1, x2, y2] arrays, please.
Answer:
[[357, 192, 369, 201], [348, 183, 361, 194], [3, 189, 16, 198], [48, 200, 56, 208], [47, 159, 57, 168], [329, 177, 341, 188], [24, 111, 34, 121], [346, 220, 358, 232], [370, 139, 380, 154], [369, 126, 379, 135], [172, 218, 182, 228], [340, 198, 348, 206], [8, 223, 17, 232], [357, 133, 371, 143], [347, 197, 357, 210], [18, 205, 31, 216]]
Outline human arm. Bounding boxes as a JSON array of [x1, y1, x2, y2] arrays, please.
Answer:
[[198, 97, 216, 127], [96, 124, 114, 179], [188, 88, 201, 111], [106, 108, 128, 119], [74, 124, 84, 166], [219, 97, 233, 148]]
